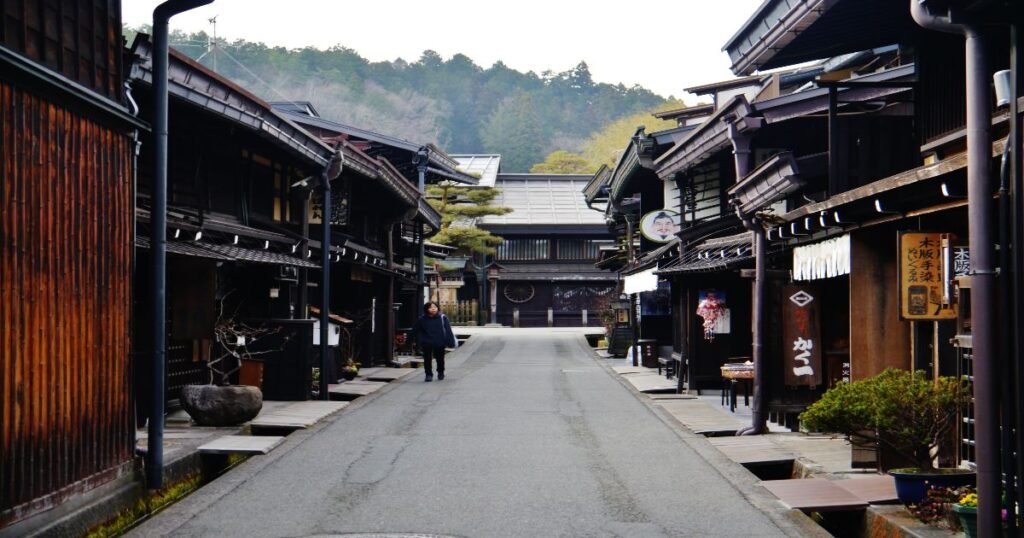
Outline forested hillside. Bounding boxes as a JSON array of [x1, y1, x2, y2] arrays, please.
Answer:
[[124, 27, 668, 171]]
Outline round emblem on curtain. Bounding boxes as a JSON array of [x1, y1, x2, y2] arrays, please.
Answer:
[[503, 283, 535, 304]]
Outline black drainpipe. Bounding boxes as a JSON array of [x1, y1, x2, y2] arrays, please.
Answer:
[[319, 152, 343, 400], [727, 122, 767, 436], [149, 0, 214, 490], [910, 2, 999, 533], [415, 147, 429, 307]]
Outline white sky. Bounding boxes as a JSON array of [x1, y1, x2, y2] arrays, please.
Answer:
[[122, 1, 762, 100]]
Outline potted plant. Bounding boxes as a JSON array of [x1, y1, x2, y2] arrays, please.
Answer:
[[800, 368, 973, 504], [952, 491, 978, 537], [340, 358, 359, 381]]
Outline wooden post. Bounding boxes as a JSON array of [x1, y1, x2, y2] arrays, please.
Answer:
[[513, 308, 519, 328], [582, 309, 588, 326], [547, 308, 553, 327]]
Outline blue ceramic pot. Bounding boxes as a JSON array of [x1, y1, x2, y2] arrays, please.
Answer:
[[889, 468, 976, 504]]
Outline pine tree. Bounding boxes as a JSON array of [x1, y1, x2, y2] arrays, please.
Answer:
[[529, 150, 597, 174], [425, 183, 512, 255]]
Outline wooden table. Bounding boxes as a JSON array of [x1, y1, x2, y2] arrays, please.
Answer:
[[721, 364, 754, 412]]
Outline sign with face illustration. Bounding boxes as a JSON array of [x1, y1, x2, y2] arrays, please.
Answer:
[[639, 209, 681, 243]]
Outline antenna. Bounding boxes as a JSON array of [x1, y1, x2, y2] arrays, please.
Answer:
[[208, 15, 218, 71]]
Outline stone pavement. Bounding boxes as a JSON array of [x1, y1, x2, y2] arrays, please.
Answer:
[[97, 329, 950, 532], [128, 328, 823, 538], [599, 353, 963, 537]]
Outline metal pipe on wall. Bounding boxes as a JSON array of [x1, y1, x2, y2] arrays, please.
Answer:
[[319, 165, 332, 400], [1010, 14, 1024, 531], [416, 147, 429, 308], [910, 3, 1000, 533], [319, 151, 342, 399], [727, 122, 767, 436], [149, 0, 214, 491]]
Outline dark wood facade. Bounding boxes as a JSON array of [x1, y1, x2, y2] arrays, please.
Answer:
[[1, 0, 124, 102], [476, 173, 616, 328], [1, 0, 135, 522]]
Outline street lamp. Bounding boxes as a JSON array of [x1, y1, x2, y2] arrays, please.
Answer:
[[486, 262, 502, 325]]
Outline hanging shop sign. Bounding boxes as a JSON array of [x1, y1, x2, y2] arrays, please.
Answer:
[[898, 232, 957, 320], [793, 234, 850, 281], [309, 182, 350, 226], [941, 234, 970, 306], [782, 285, 823, 387], [639, 209, 681, 243]]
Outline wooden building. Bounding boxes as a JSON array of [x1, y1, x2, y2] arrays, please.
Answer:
[[585, 121, 709, 358], [273, 102, 474, 359], [719, 0, 1020, 525], [474, 173, 616, 328], [1, 0, 139, 528]]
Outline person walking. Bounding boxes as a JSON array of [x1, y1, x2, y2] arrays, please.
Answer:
[[412, 301, 457, 382]]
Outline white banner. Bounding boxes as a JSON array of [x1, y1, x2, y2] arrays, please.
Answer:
[[623, 268, 659, 294], [793, 234, 850, 281]]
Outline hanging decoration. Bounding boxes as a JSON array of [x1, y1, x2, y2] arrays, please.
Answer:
[[696, 290, 726, 341]]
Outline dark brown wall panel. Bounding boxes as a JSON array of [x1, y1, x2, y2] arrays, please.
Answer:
[[1, 81, 133, 524], [0, 0, 122, 101], [849, 229, 911, 381]]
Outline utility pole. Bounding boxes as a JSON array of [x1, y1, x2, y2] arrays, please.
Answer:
[[208, 15, 218, 71]]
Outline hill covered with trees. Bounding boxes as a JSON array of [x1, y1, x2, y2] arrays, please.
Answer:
[[125, 27, 669, 171]]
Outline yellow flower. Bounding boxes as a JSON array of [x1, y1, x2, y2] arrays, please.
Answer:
[[958, 493, 978, 507]]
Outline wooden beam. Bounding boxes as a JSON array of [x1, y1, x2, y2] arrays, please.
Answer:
[[739, 269, 790, 279]]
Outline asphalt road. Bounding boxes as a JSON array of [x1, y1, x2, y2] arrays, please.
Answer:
[[130, 329, 805, 537]]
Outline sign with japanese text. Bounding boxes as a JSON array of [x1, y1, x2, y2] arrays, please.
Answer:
[[782, 285, 823, 387], [899, 232, 957, 320], [308, 184, 350, 226]]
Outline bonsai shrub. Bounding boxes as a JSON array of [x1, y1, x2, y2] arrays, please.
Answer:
[[800, 368, 970, 471]]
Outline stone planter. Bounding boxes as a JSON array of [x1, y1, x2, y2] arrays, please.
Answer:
[[180, 384, 263, 427], [888, 468, 976, 505], [951, 504, 977, 538]]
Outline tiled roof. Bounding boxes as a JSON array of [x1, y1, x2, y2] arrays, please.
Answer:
[[452, 154, 501, 188], [479, 174, 606, 226]]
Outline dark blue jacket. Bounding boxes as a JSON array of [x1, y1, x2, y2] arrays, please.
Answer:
[[413, 313, 456, 348]]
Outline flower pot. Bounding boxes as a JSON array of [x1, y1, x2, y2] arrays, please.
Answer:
[[340, 368, 358, 381], [952, 503, 978, 538], [888, 468, 976, 505]]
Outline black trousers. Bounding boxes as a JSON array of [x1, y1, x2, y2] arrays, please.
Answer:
[[422, 346, 446, 376]]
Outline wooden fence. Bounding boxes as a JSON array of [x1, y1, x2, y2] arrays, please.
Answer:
[[440, 300, 478, 326]]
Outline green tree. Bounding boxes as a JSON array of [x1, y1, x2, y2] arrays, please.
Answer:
[[529, 150, 597, 174], [426, 183, 512, 255], [480, 92, 544, 172], [581, 100, 690, 167], [128, 26, 668, 159]]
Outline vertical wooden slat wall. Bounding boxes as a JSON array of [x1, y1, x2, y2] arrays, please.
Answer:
[[0, 80, 134, 524]]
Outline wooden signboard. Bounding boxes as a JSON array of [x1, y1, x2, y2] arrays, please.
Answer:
[[782, 285, 823, 387], [898, 232, 957, 320]]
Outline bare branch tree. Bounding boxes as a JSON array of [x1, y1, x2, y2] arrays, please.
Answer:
[[208, 290, 290, 386]]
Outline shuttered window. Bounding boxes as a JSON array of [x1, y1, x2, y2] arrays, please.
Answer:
[[496, 239, 550, 261]]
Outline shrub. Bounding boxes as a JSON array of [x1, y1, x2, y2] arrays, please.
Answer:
[[800, 368, 971, 471]]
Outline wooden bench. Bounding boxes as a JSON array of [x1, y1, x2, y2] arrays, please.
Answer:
[[656, 347, 677, 378]]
